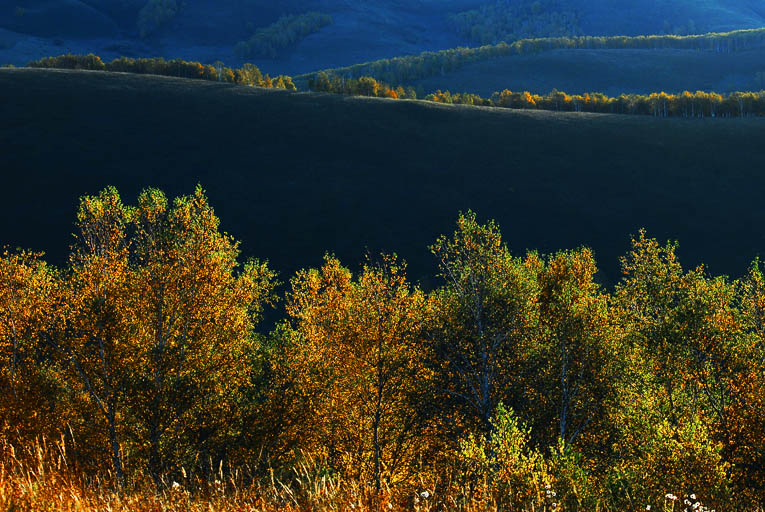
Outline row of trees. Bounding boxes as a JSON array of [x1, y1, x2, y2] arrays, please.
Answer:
[[299, 27, 765, 87], [234, 12, 333, 59], [28, 54, 297, 90], [2, 188, 764, 509], [308, 71, 417, 99], [29, 53, 765, 119], [449, 0, 581, 46], [431, 88, 765, 118], [308, 72, 765, 118]]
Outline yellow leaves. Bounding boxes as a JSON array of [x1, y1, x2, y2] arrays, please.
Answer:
[[5, 195, 765, 503], [458, 404, 551, 510], [281, 253, 429, 483], [0, 250, 68, 444], [287, 254, 424, 370], [0, 250, 56, 331], [312, 71, 765, 117], [24, 186, 279, 477]]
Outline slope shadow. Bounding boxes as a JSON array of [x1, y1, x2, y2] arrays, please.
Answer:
[[1, 68, 763, 288]]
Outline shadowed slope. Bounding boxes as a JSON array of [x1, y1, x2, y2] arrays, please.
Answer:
[[1, 68, 763, 285], [411, 47, 765, 97]]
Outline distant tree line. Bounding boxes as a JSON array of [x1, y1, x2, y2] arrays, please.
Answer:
[[308, 71, 417, 99], [27, 54, 296, 90], [234, 12, 333, 59], [298, 27, 765, 87], [449, 0, 581, 45], [431, 88, 765, 118], [309, 71, 765, 118], [25, 53, 765, 118]]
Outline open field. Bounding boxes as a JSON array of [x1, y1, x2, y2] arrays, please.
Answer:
[[2, 68, 765, 287]]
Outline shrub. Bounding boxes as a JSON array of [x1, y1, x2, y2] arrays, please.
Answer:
[[608, 408, 731, 509], [458, 404, 551, 510]]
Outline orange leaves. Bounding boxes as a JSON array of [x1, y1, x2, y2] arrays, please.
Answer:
[[522, 91, 538, 107], [0, 250, 57, 349], [0, 250, 62, 442]]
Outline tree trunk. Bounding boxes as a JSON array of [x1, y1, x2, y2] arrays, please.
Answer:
[[9, 326, 18, 399], [106, 403, 125, 489], [373, 407, 381, 493], [559, 335, 569, 446], [149, 423, 162, 487], [373, 336, 384, 494]]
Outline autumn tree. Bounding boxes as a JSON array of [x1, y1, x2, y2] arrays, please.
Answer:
[[614, 231, 746, 429], [357, 77, 381, 97], [283, 254, 429, 491], [126, 186, 277, 482], [0, 250, 62, 443], [49, 187, 133, 485], [427, 212, 540, 439], [610, 231, 735, 504], [533, 249, 616, 452], [235, 63, 264, 86], [728, 261, 765, 504], [40, 186, 276, 486]]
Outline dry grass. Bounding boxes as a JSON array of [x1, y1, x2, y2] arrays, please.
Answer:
[[0, 439, 439, 512], [1, 439, 763, 512]]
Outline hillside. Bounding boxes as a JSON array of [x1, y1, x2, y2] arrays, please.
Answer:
[[302, 28, 765, 98], [2, 68, 765, 287], [410, 47, 765, 96], [2, 0, 765, 75]]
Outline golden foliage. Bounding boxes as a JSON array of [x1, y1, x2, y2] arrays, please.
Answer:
[[281, 255, 430, 490], [2, 197, 765, 509], [28, 55, 296, 90]]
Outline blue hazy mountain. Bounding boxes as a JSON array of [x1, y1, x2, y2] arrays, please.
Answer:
[[2, 0, 765, 74]]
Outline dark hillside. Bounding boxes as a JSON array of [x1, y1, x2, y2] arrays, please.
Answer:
[[3, 0, 765, 74], [571, 0, 764, 35], [1, 68, 764, 286], [412, 47, 765, 96]]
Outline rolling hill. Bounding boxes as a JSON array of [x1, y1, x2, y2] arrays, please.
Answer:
[[1, 68, 764, 289], [409, 47, 765, 97], [3, 0, 765, 76]]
